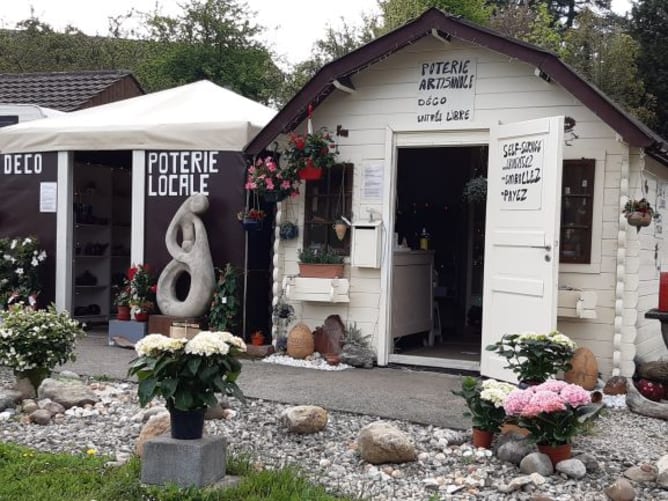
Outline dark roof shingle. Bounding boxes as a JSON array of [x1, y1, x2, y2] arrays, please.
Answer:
[[0, 70, 135, 111]]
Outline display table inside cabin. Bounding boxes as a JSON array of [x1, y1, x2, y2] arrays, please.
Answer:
[[391, 250, 434, 342]]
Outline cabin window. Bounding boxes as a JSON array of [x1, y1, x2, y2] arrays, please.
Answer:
[[303, 163, 354, 255], [560, 159, 595, 264]]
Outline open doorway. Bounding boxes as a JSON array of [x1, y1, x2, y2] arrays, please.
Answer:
[[71, 151, 132, 325], [390, 145, 487, 368]]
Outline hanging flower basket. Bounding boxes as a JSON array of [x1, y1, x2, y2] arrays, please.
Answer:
[[279, 221, 299, 240], [262, 190, 288, 203], [287, 128, 337, 182], [623, 198, 655, 232], [298, 158, 324, 181], [237, 209, 266, 232]]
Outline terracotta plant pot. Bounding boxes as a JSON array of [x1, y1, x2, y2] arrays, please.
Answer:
[[251, 332, 265, 346], [134, 311, 149, 322], [298, 263, 345, 279], [116, 305, 130, 321], [537, 443, 572, 466], [298, 159, 324, 181], [287, 323, 314, 359], [471, 427, 494, 449], [333, 222, 348, 241]]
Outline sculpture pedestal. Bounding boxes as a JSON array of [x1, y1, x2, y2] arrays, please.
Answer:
[[148, 315, 206, 338], [141, 435, 229, 487]]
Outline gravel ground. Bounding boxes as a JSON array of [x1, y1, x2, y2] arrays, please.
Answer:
[[0, 367, 666, 501]]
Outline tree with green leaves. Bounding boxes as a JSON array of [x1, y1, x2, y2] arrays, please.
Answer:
[[377, 0, 492, 32], [488, 0, 611, 30], [489, 2, 562, 52], [562, 8, 656, 126], [130, 0, 284, 104], [631, 0, 668, 138]]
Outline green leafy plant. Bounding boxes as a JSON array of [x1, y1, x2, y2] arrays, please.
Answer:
[[0, 236, 47, 309], [285, 127, 338, 171], [125, 264, 156, 313], [0, 304, 85, 388], [462, 176, 487, 204], [623, 197, 655, 217], [452, 376, 515, 433], [486, 331, 577, 384], [297, 247, 344, 264], [344, 322, 371, 349], [128, 331, 247, 411], [208, 264, 240, 332]]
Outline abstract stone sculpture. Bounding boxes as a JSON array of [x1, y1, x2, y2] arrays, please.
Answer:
[[157, 194, 215, 317]]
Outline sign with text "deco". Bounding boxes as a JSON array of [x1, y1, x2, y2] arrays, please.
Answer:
[[416, 57, 477, 125], [146, 151, 220, 197]]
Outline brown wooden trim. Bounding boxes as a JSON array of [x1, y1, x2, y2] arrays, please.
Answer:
[[245, 8, 667, 160]]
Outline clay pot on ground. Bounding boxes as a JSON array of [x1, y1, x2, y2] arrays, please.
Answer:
[[471, 428, 494, 448], [251, 331, 265, 346], [325, 353, 340, 366], [287, 323, 314, 359], [538, 443, 572, 466]]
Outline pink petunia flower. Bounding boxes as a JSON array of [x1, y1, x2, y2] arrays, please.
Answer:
[[248, 165, 256, 174], [281, 180, 291, 190], [266, 179, 275, 190]]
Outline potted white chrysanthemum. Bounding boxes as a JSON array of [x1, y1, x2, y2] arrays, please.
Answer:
[[128, 331, 247, 439], [0, 304, 85, 395]]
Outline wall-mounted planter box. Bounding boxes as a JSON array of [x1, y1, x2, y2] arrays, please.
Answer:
[[284, 277, 350, 303], [557, 289, 597, 319], [298, 263, 345, 279]]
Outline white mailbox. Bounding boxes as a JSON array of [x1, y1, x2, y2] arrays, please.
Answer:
[[351, 220, 382, 268]]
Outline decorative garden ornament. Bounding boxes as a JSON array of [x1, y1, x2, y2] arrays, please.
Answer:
[[157, 194, 215, 317], [333, 220, 348, 241]]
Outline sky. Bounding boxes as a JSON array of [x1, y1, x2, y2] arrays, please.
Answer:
[[0, 0, 634, 66]]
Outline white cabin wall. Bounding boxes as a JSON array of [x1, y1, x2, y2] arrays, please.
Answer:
[[632, 155, 668, 364], [276, 36, 627, 368]]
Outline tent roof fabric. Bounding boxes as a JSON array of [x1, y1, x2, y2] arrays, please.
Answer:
[[0, 80, 277, 153], [0, 70, 138, 111], [245, 8, 668, 166]]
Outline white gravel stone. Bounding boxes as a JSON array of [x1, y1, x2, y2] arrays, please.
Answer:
[[0, 367, 666, 501], [262, 354, 352, 371]]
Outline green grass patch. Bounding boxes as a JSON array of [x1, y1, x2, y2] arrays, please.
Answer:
[[0, 442, 356, 501]]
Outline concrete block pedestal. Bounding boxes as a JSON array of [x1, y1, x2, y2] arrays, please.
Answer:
[[141, 435, 228, 488]]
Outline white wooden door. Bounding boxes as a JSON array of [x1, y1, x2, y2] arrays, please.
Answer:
[[480, 116, 564, 381]]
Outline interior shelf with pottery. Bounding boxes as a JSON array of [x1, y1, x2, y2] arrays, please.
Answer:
[[72, 164, 131, 321]]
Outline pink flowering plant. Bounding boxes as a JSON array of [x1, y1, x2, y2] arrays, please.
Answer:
[[503, 380, 599, 446], [245, 155, 300, 199]]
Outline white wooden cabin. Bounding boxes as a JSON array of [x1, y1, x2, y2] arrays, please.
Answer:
[[246, 8, 668, 380]]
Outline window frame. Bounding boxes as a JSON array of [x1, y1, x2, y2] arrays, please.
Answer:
[[303, 163, 354, 255], [559, 159, 596, 265]]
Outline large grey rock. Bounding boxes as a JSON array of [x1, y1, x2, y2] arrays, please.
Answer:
[[29, 409, 52, 425], [574, 453, 600, 473], [39, 399, 65, 416], [141, 435, 227, 488], [357, 421, 416, 465], [340, 343, 376, 369], [280, 405, 328, 434], [37, 378, 99, 409], [21, 399, 38, 414], [0, 389, 22, 411], [495, 432, 536, 465], [604, 478, 636, 501], [157, 194, 215, 317], [657, 454, 668, 488], [136, 412, 171, 457], [555, 458, 586, 479], [623, 464, 657, 482], [520, 452, 554, 476]]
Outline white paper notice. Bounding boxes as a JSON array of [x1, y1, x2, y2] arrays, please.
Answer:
[[40, 182, 57, 213], [362, 161, 384, 200]]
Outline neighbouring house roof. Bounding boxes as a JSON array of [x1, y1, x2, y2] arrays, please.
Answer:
[[245, 8, 668, 166], [0, 70, 143, 112]]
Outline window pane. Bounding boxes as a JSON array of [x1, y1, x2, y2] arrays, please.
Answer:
[[560, 159, 595, 264], [561, 228, 591, 263]]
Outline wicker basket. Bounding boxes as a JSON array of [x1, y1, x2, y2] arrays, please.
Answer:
[[287, 323, 314, 359]]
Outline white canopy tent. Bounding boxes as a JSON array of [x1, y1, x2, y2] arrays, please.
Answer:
[[0, 80, 276, 153]]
